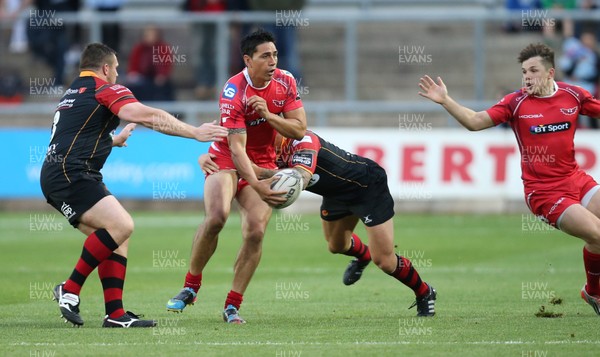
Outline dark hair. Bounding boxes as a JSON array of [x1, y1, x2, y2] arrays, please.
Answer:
[[79, 43, 116, 71], [240, 29, 276, 57], [518, 43, 555, 69]]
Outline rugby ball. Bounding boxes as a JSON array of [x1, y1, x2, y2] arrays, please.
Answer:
[[270, 169, 303, 209]]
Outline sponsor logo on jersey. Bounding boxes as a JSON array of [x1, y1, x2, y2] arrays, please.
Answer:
[[291, 152, 314, 167], [248, 117, 267, 126], [529, 121, 570, 134], [222, 83, 237, 99], [560, 106, 578, 115], [519, 113, 544, 119], [56, 98, 75, 110], [79, 87, 87, 94], [272, 99, 285, 107], [564, 86, 580, 98], [63, 88, 79, 96], [107, 84, 131, 95], [273, 77, 291, 90]]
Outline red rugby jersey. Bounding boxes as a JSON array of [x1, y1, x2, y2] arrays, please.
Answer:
[[487, 81, 600, 186], [211, 67, 303, 165]]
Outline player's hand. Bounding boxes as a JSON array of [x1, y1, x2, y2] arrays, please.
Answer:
[[418, 75, 448, 104], [198, 153, 220, 175], [112, 123, 136, 147], [253, 177, 288, 207], [247, 95, 271, 119], [193, 120, 228, 142]]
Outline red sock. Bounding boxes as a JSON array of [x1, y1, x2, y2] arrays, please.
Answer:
[[184, 271, 202, 293], [98, 253, 127, 319], [344, 234, 371, 262], [583, 247, 600, 296], [390, 255, 429, 297], [64, 229, 119, 295], [224, 290, 243, 310]]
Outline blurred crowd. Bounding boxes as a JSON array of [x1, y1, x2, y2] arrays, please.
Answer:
[[0, 0, 305, 103], [1, 0, 600, 131], [505, 0, 600, 128]]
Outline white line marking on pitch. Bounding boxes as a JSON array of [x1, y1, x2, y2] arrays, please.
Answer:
[[11, 340, 600, 347]]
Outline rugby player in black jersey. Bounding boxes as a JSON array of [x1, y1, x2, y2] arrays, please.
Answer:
[[41, 43, 227, 327]]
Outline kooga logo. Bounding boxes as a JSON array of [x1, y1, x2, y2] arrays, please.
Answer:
[[519, 113, 544, 119], [529, 122, 570, 134]]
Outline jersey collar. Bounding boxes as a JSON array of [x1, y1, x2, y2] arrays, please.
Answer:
[[79, 70, 100, 78], [242, 67, 270, 90]]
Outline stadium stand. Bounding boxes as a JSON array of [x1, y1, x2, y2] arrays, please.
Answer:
[[0, 1, 593, 128]]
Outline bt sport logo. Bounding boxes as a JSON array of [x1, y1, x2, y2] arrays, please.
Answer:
[[529, 122, 570, 134]]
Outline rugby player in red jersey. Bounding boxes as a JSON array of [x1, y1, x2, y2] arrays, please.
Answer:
[[41, 43, 227, 327], [419, 43, 600, 315], [166, 29, 306, 323], [199, 130, 437, 316]]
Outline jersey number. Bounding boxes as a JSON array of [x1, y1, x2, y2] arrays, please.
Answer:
[[49, 112, 60, 142]]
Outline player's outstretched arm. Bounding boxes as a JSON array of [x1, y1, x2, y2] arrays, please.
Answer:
[[117, 102, 227, 142], [112, 123, 136, 147], [247, 95, 306, 139], [418, 75, 494, 131]]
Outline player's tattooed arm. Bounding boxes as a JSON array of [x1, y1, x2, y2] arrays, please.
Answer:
[[228, 128, 246, 135], [294, 168, 313, 190], [250, 158, 277, 179], [254, 166, 277, 180]]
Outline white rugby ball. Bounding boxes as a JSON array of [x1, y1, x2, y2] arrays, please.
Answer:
[[270, 169, 303, 209]]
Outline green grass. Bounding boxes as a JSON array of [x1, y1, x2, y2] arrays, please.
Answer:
[[0, 211, 598, 356]]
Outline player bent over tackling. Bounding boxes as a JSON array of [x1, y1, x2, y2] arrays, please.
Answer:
[[201, 130, 437, 316]]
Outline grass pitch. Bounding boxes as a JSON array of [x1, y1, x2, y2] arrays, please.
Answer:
[[0, 211, 598, 356]]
